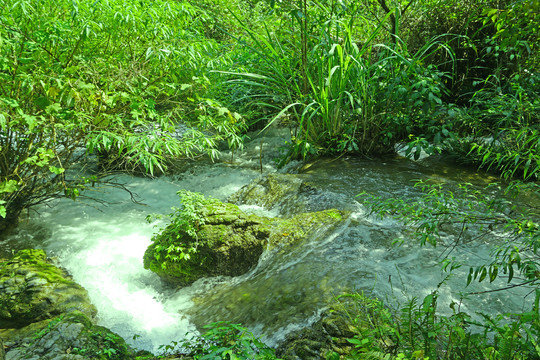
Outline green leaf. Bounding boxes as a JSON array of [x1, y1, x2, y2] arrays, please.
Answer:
[[0, 206, 6, 218], [22, 114, 38, 131], [49, 166, 65, 175], [346, 338, 365, 346], [0, 180, 18, 193], [45, 103, 62, 114], [508, 265, 514, 283], [489, 266, 498, 282], [479, 267, 487, 282]]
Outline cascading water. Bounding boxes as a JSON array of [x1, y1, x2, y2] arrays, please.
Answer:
[[4, 130, 535, 353]]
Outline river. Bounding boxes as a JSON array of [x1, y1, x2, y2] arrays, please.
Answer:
[[2, 129, 534, 352]]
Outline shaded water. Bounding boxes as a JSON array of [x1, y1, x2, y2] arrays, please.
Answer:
[[3, 131, 534, 351]]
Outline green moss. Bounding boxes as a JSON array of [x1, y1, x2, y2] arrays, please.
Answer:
[[326, 210, 343, 220], [0, 249, 96, 328], [145, 191, 348, 287], [268, 209, 347, 249], [0, 249, 71, 285]]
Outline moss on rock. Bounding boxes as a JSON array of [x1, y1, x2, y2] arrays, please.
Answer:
[[144, 192, 348, 287], [228, 173, 319, 216], [144, 199, 271, 286], [0, 249, 97, 328], [3, 311, 138, 360], [276, 302, 358, 360]]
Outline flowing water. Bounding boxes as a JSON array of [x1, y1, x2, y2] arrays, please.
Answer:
[[3, 130, 535, 352]]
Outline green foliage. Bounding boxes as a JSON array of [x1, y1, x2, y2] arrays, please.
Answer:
[[0, 0, 247, 230], [147, 190, 219, 270], [32, 315, 65, 340], [160, 321, 278, 359], [223, 0, 453, 163], [444, 71, 540, 180], [339, 291, 540, 360], [403, 0, 539, 180], [91, 330, 128, 359], [360, 180, 540, 290]]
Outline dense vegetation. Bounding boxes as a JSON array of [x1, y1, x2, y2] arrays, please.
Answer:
[[1, 0, 538, 229], [0, 0, 246, 232], [1, 0, 539, 358]]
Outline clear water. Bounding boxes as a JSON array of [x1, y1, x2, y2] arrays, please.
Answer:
[[4, 130, 535, 352]]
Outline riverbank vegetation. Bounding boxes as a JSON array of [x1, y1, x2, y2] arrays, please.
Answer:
[[1, 0, 538, 227], [1, 0, 539, 358]]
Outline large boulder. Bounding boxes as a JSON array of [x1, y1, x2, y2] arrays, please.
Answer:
[[0, 249, 96, 329], [144, 198, 271, 286], [144, 191, 347, 287]]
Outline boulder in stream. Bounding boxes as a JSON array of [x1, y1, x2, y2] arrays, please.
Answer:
[[1, 312, 140, 360], [0, 249, 97, 328], [0, 249, 145, 360], [143, 191, 347, 287], [228, 173, 320, 216], [276, 297, 363, 360]]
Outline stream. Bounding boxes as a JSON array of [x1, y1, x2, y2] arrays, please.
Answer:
[[2, 129, 534, 352]]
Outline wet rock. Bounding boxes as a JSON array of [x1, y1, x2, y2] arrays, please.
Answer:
[[144, 198, 271, 286], [144, 193, 348, 287], [0, 249, 97, 329], [3, 312, 135, 360], [276, 302, 358, 360], [229, 173, 320, 216]]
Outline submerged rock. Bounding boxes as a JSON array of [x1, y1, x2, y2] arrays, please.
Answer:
[[144, 192, 348, 287], [276, 300, 358, 360], [229, 173, 320, 216], [277, 294, 401, 360], [0, 249, 97, 329]]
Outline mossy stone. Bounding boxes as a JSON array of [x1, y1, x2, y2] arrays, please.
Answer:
[[144, 195, 348, 287], [228, 173, 320, 216], [3, 311, 136, 360], [0, 249, 97, 328]]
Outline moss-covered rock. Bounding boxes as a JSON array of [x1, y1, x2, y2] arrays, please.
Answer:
[[266, 209, 346, 250], [0, 249, 97, 328], [144, 193, 348, 287], [2, 311, 139, 360], [228, 173, 319, 216], [276, 303, 358, 360], [144, 199, 271, 286], [276, 294, 401, 360]]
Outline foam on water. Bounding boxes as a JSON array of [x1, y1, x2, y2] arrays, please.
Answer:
[[29, 178, 191, 352]]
